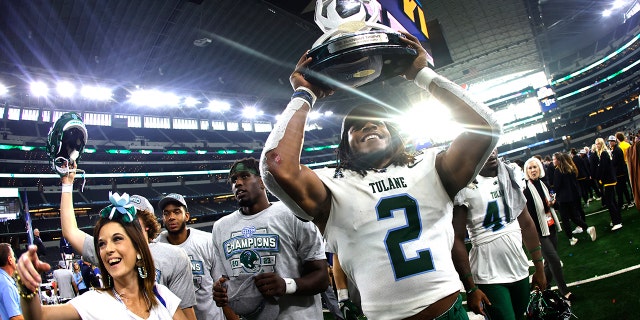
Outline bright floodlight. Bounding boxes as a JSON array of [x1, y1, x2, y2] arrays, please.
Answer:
[[602, 9, 612, 17], [56, 81, 76, 97], [183, 97, 200, 107], [81, 85, 112, 101], [308, 111, 322, 120], [0, 83, 7, 96], [324, 110, 333, 117], [207, 100, 231, 112], [613, 0, 625, 9], [30, 81, 49, 97], [397, 100, 463, 144], [130, 89, 180, 107], [242, 106, 263, 119]]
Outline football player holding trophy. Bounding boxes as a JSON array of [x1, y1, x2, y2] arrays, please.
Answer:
[[305, 0, 418, 89]]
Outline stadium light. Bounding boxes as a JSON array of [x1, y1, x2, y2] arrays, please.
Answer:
[[613, 0, 625, 9], [242, 106, 263, 119], [56, 81, 76, 97], [81, 85, 112, 101], [0, 83, 7, 96], [207, 100, 231, 112], [183, 96, 200, 107], [130, 89, 180, 107], [30, 81, 48, 97], [308, 111, 322, 120], [397, 100, 463, 144]]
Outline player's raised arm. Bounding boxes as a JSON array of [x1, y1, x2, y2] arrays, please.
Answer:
[[59, 164, 88, 253], [399, 33, 502, 198], [260, 53, 334, 228]]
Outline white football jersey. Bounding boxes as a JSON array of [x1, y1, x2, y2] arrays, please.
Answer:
[[315, 150, 460, 320], [455, 175, 529, 284]]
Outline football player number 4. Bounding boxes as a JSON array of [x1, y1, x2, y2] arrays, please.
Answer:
[[377, 194, 435, 280], [483, 200, 508, 231]]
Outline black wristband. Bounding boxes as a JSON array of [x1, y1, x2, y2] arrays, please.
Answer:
[[291, 90, 314, 107]]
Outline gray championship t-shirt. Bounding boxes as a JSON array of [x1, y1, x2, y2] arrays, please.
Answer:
[[212, 201, 326, 320], [156, 228, 223, 320], [83, 235, 196, 309]]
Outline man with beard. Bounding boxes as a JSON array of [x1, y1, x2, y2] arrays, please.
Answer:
[[451, 149, 546, 318], [260, 32, 501, 319], [155, 193, 224, 320], [211, 158, 328, 319]]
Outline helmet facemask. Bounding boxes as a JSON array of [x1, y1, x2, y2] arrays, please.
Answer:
[[46, 112, 88, 177]]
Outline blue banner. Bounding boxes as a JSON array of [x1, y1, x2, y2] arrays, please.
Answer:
[[23, 191, 34, 245]]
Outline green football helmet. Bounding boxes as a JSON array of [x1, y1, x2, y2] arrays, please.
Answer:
[[46, 112, 88, 176]]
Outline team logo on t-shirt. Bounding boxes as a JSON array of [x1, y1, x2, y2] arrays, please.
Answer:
[[239, 250, 261, 273], [223, 226, 280, 274]]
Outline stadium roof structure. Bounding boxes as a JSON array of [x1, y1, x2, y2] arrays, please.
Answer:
[[0, 0, 635, 115]]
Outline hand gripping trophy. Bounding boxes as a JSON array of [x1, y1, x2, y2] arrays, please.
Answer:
[[305, 0, 418, 89]]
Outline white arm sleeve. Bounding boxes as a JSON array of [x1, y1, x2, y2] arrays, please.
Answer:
[[260, 98, 316, 221], [414, 67, 502, 182]]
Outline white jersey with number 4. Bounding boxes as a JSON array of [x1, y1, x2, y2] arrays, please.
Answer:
[[454, 175, 529, 284], [315, 150, 460, 320]]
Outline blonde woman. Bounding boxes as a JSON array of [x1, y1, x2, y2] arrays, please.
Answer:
[[523, 157, 573, 301], [594, 137, 622, 230]]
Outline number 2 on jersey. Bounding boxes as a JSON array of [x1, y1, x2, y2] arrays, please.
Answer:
[[377, 194, 435, 280]]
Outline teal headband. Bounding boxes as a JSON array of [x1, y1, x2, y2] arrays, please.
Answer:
[[229, 162, 259, 176], [100, 192, 137, 223]]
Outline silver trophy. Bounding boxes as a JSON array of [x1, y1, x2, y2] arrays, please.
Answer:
[[305, 0, 417, 89]]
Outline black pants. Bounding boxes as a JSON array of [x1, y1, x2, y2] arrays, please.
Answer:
[[540, 230, 569, 296], [604, 185, 622, 225], [615, 174, 632, 209], [578, 178, 590, 203], [558, 201, 588, 239]]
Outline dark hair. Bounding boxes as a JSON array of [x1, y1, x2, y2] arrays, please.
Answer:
[[336, 105, 413, 176], [0, 243, 11, 267], [93, 218, 157, 309], [228, 157, 261, 182]]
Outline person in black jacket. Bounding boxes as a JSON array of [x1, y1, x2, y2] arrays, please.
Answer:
[[552, 152, 596, 246], [581, 147, 602, 201], [608, 135, 633, 211], [543, 155, 555, 190], [570, 148, 589, 221], [33, 228, 47, 259], [595, 138, 622, 231]]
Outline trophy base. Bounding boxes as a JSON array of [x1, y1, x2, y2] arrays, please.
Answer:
[[305, 30, 417, 90]]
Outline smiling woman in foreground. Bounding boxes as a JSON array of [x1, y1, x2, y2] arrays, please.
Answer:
[[15, 192, 186, 320]]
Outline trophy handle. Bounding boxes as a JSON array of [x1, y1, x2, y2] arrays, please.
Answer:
[[311, 21, 398, 49]]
